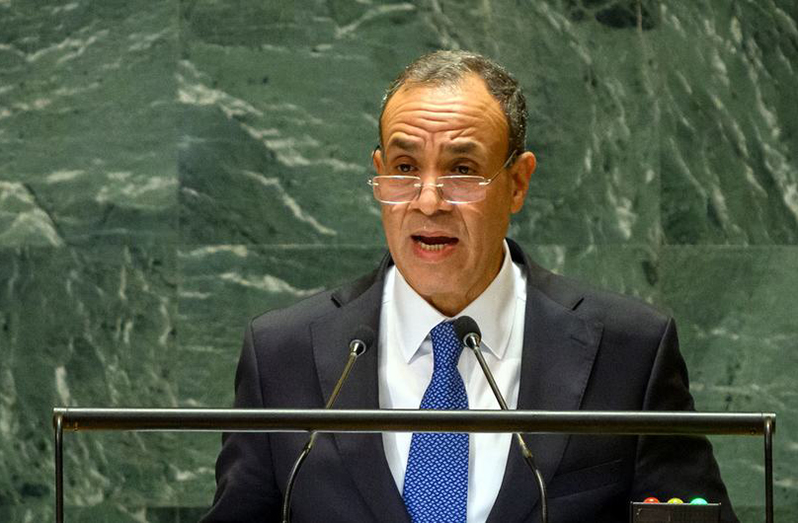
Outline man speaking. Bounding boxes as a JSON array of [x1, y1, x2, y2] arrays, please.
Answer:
[[203, 51, 737, 522]]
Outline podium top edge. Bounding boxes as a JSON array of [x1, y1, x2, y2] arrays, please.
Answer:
[[50, 408, 776, 436]]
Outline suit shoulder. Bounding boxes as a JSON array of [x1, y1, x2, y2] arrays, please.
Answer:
[[248, 266, 382, 341], [532, 266, 671, 340], [249, 288, 337, 337]]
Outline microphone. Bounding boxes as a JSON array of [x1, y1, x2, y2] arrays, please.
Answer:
[[453, 316, 549, 523], [281, 326, 375, 523]]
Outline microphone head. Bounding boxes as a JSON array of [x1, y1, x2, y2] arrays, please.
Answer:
[[349, 325, 375, 357], [453, 316, 481, 347]]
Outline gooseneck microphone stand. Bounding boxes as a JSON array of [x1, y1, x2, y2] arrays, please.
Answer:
[[281, 328, 373, 523], [454, 316, 549, 523]]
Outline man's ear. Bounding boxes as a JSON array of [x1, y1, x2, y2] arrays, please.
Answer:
[[510, 151, 536, 214], [372, 147, 384, 173]]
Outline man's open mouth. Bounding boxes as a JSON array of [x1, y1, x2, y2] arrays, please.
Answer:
[[412, 235, 458, 252]]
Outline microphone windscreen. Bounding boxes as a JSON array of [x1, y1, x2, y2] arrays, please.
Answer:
[[453, 316, 481, 345], [350, 325, 376, 356]]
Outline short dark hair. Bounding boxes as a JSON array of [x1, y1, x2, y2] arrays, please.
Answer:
[[380, 50, 527, 158]]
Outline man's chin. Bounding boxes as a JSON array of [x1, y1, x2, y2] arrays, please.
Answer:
[[400, 265, 460, 297]]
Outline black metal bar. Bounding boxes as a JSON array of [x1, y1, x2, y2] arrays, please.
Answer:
[[54, 413, 63, 523], [52, 408, 772, 436], [764, 415, 774, 523], [52, 408, 776, 523]]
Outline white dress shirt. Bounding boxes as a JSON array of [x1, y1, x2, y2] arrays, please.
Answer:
[[378, 240, 528, 523]]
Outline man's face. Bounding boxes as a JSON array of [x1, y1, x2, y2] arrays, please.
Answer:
[[374, 74, 535, 315]]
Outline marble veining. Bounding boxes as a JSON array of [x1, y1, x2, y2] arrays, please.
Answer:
[[1, 0, 796, 520]]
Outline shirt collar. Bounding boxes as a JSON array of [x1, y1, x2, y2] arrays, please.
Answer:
[[389, 240, 519, 363]]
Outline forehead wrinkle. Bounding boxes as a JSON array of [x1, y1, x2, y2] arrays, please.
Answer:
[[390, 107, 506, 142], [390, 108, 473, 130], [386, 112, 485, 138], [381, 80, 509, 158], [385, 124, 492, 162], [402, 102, 492, 123]]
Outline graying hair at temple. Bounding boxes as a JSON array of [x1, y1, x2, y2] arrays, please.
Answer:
[[379, 50, 528, 158]]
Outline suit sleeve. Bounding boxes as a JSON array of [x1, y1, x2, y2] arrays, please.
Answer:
[[631, 317, 739, 523], [200, 321, 282, 522]]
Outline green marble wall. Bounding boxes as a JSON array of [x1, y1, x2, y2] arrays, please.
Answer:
[[1, 0, 796, 520]]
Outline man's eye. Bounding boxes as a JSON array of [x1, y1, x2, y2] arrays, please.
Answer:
[[452, 165, 474, 175], [396, 164, 414, 173]]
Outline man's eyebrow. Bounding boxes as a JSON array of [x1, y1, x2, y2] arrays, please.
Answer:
[[385, 137, 420, 153], [444, 142, 479, 155]]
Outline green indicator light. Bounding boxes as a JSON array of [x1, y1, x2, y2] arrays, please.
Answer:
[[690, 497, 708, 505]]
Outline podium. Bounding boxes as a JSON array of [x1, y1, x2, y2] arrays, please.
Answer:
[[52, 408, 776, 522]]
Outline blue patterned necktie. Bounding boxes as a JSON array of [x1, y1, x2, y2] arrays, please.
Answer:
[[403, 321, 469, 522]]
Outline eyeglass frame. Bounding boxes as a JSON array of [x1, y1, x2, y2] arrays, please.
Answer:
[[368, 146, 519, 205]]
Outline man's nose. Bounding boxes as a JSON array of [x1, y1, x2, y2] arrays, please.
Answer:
[[412, 181, 451, 215]]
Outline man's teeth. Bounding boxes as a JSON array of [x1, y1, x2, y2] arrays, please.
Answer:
[[415, 236, 454, 251], [418, 242, 446, 252]]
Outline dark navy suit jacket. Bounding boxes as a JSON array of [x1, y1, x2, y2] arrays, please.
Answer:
[[202, 239, 738, 522]]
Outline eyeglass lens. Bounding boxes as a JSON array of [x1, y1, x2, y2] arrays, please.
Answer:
[[372, 176, 487, 204]]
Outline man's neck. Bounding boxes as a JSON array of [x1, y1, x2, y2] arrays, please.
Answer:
[[425, 292, 477, 318], [385, 239, 521, 365]]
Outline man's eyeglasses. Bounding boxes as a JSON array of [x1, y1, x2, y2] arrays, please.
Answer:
[[368, 150, 518, 205]]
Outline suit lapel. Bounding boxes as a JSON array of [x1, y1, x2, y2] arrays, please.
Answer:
[[309, 259, 411, 523], [487, 247, 603, 522]]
